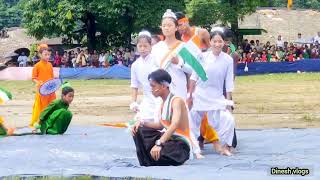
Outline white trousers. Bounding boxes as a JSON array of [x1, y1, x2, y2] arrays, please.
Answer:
[[190, 110, 235, 146]]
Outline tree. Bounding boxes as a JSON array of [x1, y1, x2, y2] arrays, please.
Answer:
[[186, 0, 268, 44], [0, 0, 23, 29], [22, 0, 185, 50]]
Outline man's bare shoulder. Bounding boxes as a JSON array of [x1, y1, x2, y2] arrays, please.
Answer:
[[199, 28, 210, 35], [171, 97, 186, 108]]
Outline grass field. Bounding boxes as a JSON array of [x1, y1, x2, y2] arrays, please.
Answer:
[[0, 73, 319, 129]]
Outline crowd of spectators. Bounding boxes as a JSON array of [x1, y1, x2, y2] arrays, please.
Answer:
[[238, 32, 320, 63], [20, 47, 139, 68], [14, 32, 320, 68]]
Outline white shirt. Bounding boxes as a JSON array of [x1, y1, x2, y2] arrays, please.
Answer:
[[18, 55, 28, 63], [295, 38, 305, 48], [314, 36, 320, 43], [131, 54, 158, 120], [99, 55, 106, 63], [191, 51, 234, 111], [276, 40, 284, 48], [151, 41, 192, 100]]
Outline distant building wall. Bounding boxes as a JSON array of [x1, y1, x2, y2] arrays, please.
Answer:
[[240, 8, 320, 44]]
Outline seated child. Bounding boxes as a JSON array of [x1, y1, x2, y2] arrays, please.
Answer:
[[37, 86, 74, 135], [0, 87, 14, 136], [0, 117, 14, 136]]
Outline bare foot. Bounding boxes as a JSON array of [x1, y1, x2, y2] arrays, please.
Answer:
[[223, 144, 236, 153], [6, 128, 15, 136], [220, 147, 233, 156], [229, 146, 236, 153], [195, 153, 205, 159]]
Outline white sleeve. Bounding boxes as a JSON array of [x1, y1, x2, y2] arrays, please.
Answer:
[[225, 58, 234, 92], [151, 54, 159, 71], [130, 63, 140, 88]]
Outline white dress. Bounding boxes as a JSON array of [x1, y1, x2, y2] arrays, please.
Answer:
[[151, 41, 193, 100], [131, 55, 159, 121], [190, 51, 235, 146]]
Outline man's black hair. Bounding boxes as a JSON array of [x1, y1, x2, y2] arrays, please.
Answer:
[[148, 69, 172, 85], [224, 28, 234, 40], [175, 11, 185, 20], [62, 86, 74, 95]]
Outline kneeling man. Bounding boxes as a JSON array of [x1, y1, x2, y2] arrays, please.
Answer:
[[131, 69, 193, 166]]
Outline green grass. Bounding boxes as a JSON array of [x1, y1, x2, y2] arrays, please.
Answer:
[[236, 72, 320, 83], [0, 73, 319, 91], [0, 79, 129, 91], [1, 73, 320, 128], [0, 79, 130, 97]]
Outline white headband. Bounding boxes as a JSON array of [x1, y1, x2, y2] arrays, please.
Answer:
[[160, 81, 170, 87], [149, 78, 170, 87], [211, 26, 225, 33], [162, 9, 177, 20], [138, 30, 151, 38]]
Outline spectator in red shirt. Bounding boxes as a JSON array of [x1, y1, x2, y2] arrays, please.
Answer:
[[261, 50, 267, 62], [246, 50, 252, 63], [287, 51, 295, 62], [54, 51, 61, 67]]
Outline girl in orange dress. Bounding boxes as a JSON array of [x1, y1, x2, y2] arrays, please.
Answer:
[[30, 44, 56, 127]]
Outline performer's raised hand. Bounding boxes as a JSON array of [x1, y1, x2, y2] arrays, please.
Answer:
[[170, 55, 180, 65], [186, 97, 193, 110]]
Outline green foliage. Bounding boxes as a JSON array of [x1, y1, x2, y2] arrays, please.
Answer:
[[3, 0, 320, 49], [133, 0, 185, 33], [186, 0, 219, 28], [21, 0, 185, 49], [22, 0, 81, 40], [29, 43, 37, 61], [0, 0, 22, 29]]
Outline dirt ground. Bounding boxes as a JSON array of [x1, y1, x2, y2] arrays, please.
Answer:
[[0, 73, 320, 129]]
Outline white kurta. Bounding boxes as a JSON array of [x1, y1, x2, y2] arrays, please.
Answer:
[[131, 55, 159, 121], [190, 51, 235, 146], [191, 51, 234, 111], [151, 41, 192, 100]]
